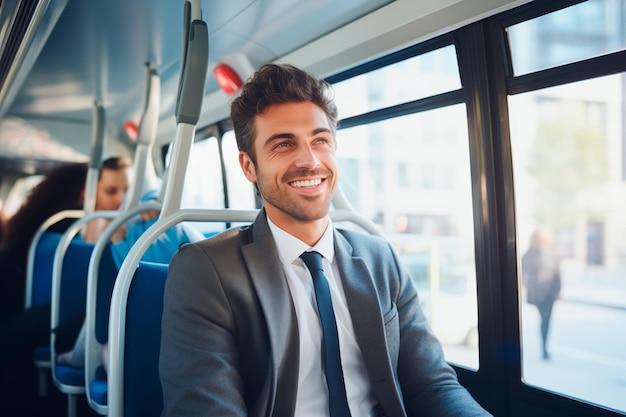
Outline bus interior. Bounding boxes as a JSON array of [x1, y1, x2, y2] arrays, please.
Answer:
[[1, 0, 625, 416]]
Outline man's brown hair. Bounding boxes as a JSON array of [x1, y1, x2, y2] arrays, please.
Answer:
[[230, 63, 338, 165]]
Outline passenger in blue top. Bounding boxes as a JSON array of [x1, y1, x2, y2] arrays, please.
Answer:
[[108, 189, 204, 268], [56, 189, 203, 371]]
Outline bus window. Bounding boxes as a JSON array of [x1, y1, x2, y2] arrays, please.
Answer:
[[510, 74, 626, 412], [336, 104, 479, 370], [178, 132, 256, 234], [333, 45, 461, 120], [179, 136, 227, 235], [181, 137, 224, 209], [508, 0, 626, 76], [222, 130, 256, 211]]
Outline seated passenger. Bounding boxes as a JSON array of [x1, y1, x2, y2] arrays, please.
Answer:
[[0, 157, 131, 417], [159, 64, 492, 416], [0, 163, 89, 321], [57, 188, 203, 371]]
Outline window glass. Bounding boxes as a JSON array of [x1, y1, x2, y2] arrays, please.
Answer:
[[222, 130, 256, 211], [337, 104, 479, 369], [332, 45, 461, 119], [510, 74, 626, 412], [508, 0, 626, 75], [179, 137, 228, 234]]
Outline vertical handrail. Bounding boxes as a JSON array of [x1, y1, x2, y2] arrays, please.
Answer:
[[159, 0, 208, 218], [123, 64, 161, 211], [84, 101, 105, 215], [84, 64, 162, 414], [108, 2, 208, 414]]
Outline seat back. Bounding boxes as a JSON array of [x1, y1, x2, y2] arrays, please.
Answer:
[[51, 238, 94, 396], [25, 209, 84, 308], [107, 209, 258, 417], [85, 201, 162, 414], [57, 240, 94, 327], [85, 60, 163, 417], [123, 262, 168, 417], [50, 211, 117, 396], [29, 231, 63, 308], [94, 245, 118, 344]]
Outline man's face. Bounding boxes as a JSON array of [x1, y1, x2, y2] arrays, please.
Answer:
[[239, 101, 338, 227], [95, 167, 131, 211]]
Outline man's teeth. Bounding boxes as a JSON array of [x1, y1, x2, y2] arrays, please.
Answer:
[[291, 179, 322, 188]]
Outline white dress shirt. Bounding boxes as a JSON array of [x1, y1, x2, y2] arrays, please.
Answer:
[[267, 216, 378, 416]]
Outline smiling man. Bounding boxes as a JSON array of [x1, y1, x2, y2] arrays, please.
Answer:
[[159, 63, 492, 417], [239, 101, 337, 246]]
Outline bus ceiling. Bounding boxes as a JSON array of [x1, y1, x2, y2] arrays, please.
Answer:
[[0, 0, 527, 163]]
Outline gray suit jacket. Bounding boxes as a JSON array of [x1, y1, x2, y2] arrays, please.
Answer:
[[159, 211, 491, 417]]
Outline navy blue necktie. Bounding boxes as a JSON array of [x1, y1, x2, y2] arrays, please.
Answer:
[[300, 251, 352, 417]]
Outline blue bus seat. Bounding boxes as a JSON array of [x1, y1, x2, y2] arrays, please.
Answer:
[[89, 365, 108, 408], [26, 209, 85, 310], [28, 209, 84, 398], [122, 261, 167, 417], [87, 243, 118, 411], [95, 245, 118, 345], [29, 231, 64, 308], [84, 200, 197, 414], [51, 238, 95, 417], [29, 231, 63, 397]]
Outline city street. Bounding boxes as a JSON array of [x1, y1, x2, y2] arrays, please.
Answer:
[[443, 298, 626, 414], [521, 299, 626, 413]]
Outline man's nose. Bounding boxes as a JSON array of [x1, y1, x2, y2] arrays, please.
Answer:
[[294, 144, 320, 168]]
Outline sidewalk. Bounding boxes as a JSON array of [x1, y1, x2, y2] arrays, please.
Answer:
[[560, 274, 626, 310]]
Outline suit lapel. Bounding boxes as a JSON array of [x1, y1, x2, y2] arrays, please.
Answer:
[[241, 212, 299, 416], [334, 230, 407, 417], [334, 231, 389, 379]]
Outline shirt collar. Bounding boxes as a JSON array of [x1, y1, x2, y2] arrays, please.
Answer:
[[266, 214, 335, 266]]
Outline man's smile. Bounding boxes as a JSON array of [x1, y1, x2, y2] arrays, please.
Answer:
[[289, 178, 323, 188]]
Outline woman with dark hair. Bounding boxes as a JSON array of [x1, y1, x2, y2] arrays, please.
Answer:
[[0, 163, 88, 321], [0, 157, 131, 417]]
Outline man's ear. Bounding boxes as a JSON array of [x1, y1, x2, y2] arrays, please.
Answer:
[[239, 152, 257, 183]]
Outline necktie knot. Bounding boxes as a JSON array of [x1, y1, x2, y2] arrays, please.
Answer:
[[300, 250, 324, 272]]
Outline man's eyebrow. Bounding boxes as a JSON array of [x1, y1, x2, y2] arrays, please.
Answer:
[[266, 132, 295, 142], [312, 127, 331, 136], [264, 128, 331, 145], [263, 132, 295, 147]]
